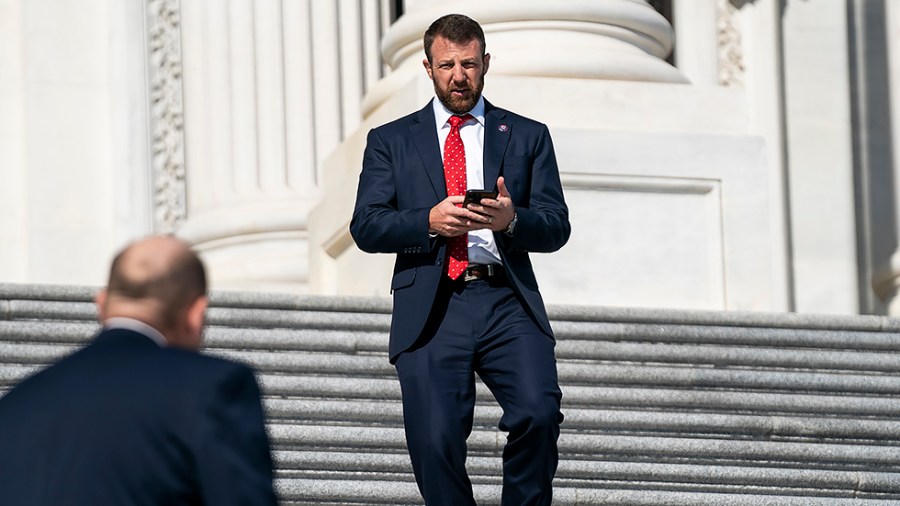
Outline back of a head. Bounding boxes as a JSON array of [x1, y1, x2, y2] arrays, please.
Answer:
[[423, 13, 486, 64], [104, 236, 208, 347]]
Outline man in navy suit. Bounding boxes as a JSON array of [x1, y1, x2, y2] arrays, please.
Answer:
[[0, 236, 278, 505], [351, 13, 570, 506]]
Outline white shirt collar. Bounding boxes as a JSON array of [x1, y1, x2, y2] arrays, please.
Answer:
[[102, 317, 168, 347], [432, 95, 486, 130]]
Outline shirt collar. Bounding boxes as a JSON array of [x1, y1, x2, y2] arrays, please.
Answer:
[[102, 317, 168, 347], [432, 95, 486, 130]]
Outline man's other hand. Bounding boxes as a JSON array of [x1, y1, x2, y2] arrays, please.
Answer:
[[465, 176, 515, 232]]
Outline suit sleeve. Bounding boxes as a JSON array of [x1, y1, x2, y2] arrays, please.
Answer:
[[350, 128, 435, 254], [196, 365, 278, 506], [502, 123, 570, 253]]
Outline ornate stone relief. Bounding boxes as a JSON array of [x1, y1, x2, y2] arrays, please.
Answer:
[[717, 0, 746, 87], [146, 0, 187, 233]]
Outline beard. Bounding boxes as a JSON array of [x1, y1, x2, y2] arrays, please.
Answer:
[[434, 75, 485, 114]]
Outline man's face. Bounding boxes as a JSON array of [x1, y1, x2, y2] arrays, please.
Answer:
[[424, 36, 490, 114]]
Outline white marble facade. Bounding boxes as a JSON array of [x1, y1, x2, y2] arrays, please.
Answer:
[[0, 0, 896, 315]]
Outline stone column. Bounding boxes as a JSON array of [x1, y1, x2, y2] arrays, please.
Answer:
[[176, 0, 389, 292], [781, 0, 859, 314], [867, 0, 900, 314], [722, 0, 792, 312], [0, 0, 29, 281], [672, 1, 718, 86], [0, 0, 151, 285]]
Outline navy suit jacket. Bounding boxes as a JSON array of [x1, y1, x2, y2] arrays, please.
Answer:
[[0, 328, 277, 506], [351, 99, 570, 362]]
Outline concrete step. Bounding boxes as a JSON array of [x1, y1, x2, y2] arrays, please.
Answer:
[[4, 283, 900, 504], [274, 478, 898, 505], [263, 398, 900, 443], [267, 423, 900, 468], [272, 449, 900, 491]]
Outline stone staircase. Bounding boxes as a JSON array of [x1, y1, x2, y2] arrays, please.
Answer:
[[3, 283, 900, 505]]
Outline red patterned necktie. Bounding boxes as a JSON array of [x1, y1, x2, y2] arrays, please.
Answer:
[[444, 114, 472, 279]]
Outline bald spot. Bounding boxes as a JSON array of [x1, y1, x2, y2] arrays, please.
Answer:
[[106, 236, 207, 328]]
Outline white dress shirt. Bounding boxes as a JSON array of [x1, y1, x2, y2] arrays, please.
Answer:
[[432, 96, 502, 266], [103, 317, 168, 347]]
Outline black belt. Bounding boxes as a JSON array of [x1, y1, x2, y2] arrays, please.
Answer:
[[462, 263, 503, 283]]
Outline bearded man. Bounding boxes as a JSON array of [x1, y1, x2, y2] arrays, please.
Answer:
[[350, 13, 570, 506]]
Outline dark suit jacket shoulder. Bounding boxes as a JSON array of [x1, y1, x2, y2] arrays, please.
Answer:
[[0, 328, 277, 506]]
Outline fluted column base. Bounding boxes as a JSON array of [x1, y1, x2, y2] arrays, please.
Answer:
[[364, 0, 686, 116], [179, 198, 316, 293]]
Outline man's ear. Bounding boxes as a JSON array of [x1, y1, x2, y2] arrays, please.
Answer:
[[186, 295, 209, 345], [423, 58, 434, 80], [95, 289, 108, 323], [482, 53, 490, 75]]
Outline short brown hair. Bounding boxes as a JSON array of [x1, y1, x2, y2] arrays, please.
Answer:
[[423, 14, 486, 64]]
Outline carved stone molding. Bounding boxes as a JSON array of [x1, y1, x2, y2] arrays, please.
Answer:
[[717, 0, 746, 87], [146, 0, 187, 233]]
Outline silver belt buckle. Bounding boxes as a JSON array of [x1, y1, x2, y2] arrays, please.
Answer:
[[463, 264, 494, 282]]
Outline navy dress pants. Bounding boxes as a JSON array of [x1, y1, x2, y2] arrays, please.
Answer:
[[394, 274, 563, 506]]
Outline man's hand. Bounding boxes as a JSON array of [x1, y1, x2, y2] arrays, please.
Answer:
[[465, 176, 515, 232], [429, 195, 488, 237]]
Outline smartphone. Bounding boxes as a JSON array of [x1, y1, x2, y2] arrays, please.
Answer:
[[462, 189, 497, 208]]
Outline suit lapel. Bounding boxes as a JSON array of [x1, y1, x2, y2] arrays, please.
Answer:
[[483, 100, 510, 190], [409, 102, 447, 200], [411, 99, 511, 198]]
